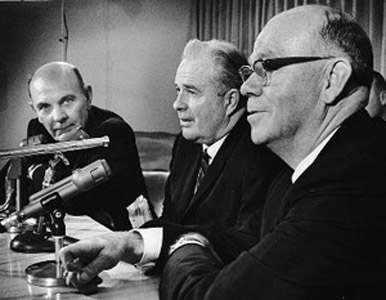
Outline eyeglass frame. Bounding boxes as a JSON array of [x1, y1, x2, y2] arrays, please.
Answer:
[[238, 56, 335, 86]]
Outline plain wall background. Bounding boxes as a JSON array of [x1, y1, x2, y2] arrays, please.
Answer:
[[0, 0, 189, 150]]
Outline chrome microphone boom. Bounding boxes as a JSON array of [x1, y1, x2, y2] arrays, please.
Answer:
[[0, 136, 110, 160]]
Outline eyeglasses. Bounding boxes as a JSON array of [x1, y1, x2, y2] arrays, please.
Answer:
[[238, 56, 334, 86]]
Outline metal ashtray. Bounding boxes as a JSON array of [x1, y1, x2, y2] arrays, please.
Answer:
[[25, 260, 65, 287]]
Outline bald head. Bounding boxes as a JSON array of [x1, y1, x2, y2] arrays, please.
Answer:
[[256, 5, 373, 86], [257, 5, 325, 56], [28, 62, 86, 98], [28, 62, 92, 141]]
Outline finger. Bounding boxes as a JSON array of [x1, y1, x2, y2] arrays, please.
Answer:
[[77, 253, 117, 283], [67, 272, 102, 295], [66, 257, 83, 272], [60, 241, 99, 264], [59, 248, 77, 271], [57, 126, 86, 141]]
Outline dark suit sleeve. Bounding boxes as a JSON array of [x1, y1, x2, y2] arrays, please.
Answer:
[[160, 198, 331, 300], [160, 172, 386, 300], [160, 244, 313, 300]]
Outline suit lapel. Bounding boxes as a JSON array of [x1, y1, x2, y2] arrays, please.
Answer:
[[171, 142, 202, 219], [183, 117, 249, 216]]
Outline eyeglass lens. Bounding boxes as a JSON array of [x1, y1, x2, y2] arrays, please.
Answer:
[[239, 63, 268, 85]]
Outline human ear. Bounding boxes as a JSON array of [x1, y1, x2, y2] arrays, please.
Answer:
[[224, 88, 240, 116], [379, 90, 386, 106], [324, 58, 352, 105], [85, 85, 93, 109]]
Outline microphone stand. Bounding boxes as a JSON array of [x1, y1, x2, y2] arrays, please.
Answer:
[[1, 159, 111, 287], [4, 158, 26, 234], [10, 153, 76, 253], [0, 137, 110, 253], [25, 203, 67, 287]]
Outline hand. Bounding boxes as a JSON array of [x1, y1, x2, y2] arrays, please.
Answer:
[[64, 269, 102, 295], [56, 126, 89, 142], [59, 231, 144, 291]]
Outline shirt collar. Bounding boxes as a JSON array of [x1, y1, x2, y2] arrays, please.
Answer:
[[292, 127, 339, 183], [203, 134, 228, 165]]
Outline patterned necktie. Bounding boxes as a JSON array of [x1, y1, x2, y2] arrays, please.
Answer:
[[194, 149, 210, 193]]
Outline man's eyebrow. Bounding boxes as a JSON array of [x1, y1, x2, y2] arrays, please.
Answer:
[[58, 94, 75, 103], [181, 83, 202, 93], [34, 99, 49, 107], [183, 83, 198, 89], [35, 103, 45, 108]]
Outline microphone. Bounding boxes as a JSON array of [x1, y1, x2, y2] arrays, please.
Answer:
[[0, 159, 111, 228]]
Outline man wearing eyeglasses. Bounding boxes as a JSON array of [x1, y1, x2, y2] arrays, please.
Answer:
[[159, 4, 386, 300], [58, 39, 285, 293]]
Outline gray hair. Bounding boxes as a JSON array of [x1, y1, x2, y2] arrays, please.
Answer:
[[182, 39, 248, 103], [319, 6, 373, 87]]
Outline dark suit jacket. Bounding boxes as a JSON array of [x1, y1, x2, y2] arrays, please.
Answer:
[[160, 110, 386, 300], [24, 106, 147, 230], [143, 116, 285, 269]]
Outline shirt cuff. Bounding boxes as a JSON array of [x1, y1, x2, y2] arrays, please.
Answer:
[[168, 232, 209, 255], [168, 233, 224, 265], [132, 227, 163, 268]]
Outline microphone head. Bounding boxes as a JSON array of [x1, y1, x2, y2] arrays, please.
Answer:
[[28, 159, 112, 208], [71, 159, 112, 192]]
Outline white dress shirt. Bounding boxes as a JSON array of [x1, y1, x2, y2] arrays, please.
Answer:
[[292, 128, 339, 183]]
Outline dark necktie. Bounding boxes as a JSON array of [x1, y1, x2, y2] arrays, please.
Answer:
[[194, 149, 210, 193]]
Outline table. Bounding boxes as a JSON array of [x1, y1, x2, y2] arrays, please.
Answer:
[[0, 215, 160, 300]]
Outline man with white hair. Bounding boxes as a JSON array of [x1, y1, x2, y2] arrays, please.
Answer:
[[160, 5, 386, 300]]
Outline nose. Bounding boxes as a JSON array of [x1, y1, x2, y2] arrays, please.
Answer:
[[173, 91, 188, 112], [240, 74, 263, 98], [52, 106, 68, 123]]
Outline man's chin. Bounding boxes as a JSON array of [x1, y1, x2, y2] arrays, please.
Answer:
[[250, 129, 269, 146], [181, 129, 197, 141]]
